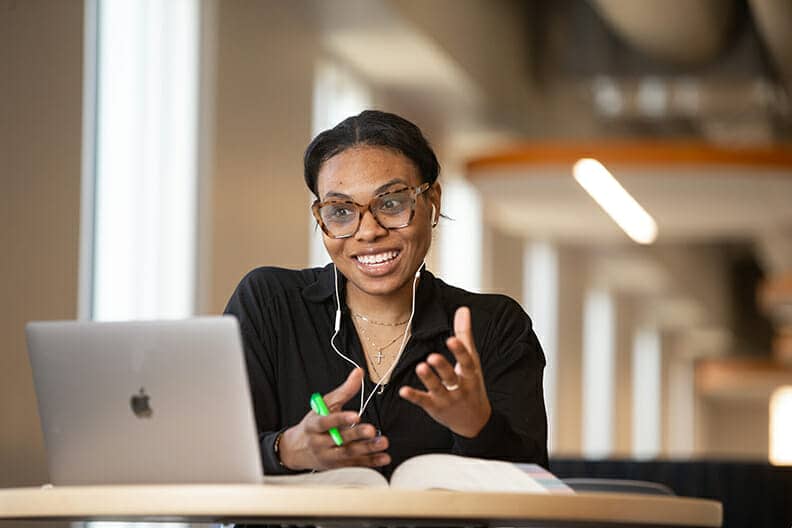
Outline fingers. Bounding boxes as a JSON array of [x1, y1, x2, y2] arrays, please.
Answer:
[[315, 424, 391, 468], [410, 306, 482, 395], [446, 336, 476, 374], [397, 306, 492, 438], [416, 361, 445, 392], [307, 420, 376, 449], [453, 306, 474, 348], [338, 434, 389, 459], [336, 451, 391, 468], [424, 354, 459, 390], [339, 423, 378, 444], [402, 352, 460, 401], [324, 367, 363, 410], [445, 307, 482, 377], [399, 384, 434, 407], [316, 438, 391, 468], [406, 357, 461, 406], [452, 306, 481, 366], [304, 410, 359, 435]]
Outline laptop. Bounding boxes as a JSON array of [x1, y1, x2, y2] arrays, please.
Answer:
[[25, 316, 264, 485]]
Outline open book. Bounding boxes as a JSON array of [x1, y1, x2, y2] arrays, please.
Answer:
[[263, 454, 568, 493]]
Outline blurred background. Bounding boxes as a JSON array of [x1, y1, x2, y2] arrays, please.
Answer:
[[2, 0, 792, 524]]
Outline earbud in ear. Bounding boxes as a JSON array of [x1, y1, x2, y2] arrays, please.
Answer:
[[430, 205, 438, 227]]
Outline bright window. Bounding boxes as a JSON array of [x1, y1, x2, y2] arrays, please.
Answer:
[[82, 0, 202, 526], [90, 0, 200, 321]]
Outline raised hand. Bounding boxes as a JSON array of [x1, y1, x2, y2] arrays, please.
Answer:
[[278, 368, 391, 470], [399, 306, 492, 438]]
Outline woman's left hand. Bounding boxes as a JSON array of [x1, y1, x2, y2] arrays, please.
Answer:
[[399, 306, 492, 438]]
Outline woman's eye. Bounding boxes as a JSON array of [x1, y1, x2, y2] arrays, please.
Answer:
[[380, 196, 407, 211], [323, 205, 355, 222], [333, 207, 352, 217]]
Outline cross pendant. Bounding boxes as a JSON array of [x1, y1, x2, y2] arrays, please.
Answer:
[[374, 349, 384, 364]]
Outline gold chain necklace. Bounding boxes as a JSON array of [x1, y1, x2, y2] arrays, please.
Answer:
[[351, 311, 408, 327], [360, 326, 411, 387], [355, 322, 404, 365]]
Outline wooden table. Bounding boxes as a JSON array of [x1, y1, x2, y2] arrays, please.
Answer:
[[0, 484, 722, 527]]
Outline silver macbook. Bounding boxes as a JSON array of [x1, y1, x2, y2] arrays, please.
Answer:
[[26, 316, 263, 485]]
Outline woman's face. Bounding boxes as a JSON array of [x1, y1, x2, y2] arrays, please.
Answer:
[[315, 146, 441, 300]]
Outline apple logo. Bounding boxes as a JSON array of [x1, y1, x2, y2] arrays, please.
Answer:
[[130, 387, 153, 418]]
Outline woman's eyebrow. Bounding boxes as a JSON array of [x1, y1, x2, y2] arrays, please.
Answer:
[[373, 178, 407, 194], [323, 191, 351, 200], [322, 178, 408, 201]]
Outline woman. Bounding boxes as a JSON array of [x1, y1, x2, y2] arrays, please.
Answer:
[[225, 110, 547, 476]]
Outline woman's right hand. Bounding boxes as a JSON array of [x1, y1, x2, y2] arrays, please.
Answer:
[[277, 368, 391, 471]]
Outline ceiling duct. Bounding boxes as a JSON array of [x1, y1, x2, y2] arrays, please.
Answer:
[[588, 0, 737, 65], [749, 0, 792, 97], [590, 76, 785, 144]]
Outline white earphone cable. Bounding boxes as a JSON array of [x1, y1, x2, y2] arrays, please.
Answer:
[[330, 265, 365, 414], [329, 262, 424, 418]]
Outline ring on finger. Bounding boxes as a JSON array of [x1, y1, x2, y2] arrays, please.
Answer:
[[442, 381, 460, 391]]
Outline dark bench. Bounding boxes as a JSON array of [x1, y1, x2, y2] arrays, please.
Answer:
[[550, 458, 792, 528]]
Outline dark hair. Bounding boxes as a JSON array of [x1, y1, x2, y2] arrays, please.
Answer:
[[303, 110, 440, 197]]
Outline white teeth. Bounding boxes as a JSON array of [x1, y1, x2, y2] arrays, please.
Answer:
[[356, 251, 399, 265]]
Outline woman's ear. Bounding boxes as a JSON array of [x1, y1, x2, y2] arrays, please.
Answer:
[[429, 183, 442, 227]]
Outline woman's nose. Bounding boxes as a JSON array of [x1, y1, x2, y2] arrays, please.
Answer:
[[355, 209, 388, 241]]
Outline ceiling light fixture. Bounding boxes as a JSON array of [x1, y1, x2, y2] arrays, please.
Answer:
[[573, 158, 658, 244]]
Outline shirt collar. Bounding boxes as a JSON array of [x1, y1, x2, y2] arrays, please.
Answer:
[[301, 263, 337, 303], [301, 264, 451, 339]]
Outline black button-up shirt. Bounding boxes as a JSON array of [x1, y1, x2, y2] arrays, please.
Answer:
[[224, 264, 548, 477]]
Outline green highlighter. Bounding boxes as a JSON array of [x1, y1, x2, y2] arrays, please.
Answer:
[[309, 392, 344, 446]]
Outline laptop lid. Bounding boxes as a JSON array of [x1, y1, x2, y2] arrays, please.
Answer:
[[26, 316, 263, 485]]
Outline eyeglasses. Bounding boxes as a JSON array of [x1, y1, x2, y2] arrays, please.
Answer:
[[312, 182, 431, 239]]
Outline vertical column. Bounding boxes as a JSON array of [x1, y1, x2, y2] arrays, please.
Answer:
[[523, 241, 559, 452], [553, 246, 588, 456], [660, 332, 673, 456], [582, 288, 616, 459], [487, 229, 524, 300], [438, 178, 484, 292], [632, 325, 662, 458], [613, 295, 636, 457], [668, 329, 718, 458], [666, 345, 696, 457]]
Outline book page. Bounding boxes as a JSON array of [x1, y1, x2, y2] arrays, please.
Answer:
[[389, 454, 548, 493], [263, 466, 388, 488]]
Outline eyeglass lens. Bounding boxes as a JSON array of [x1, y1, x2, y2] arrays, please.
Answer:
[[319, 188, 414, 237]]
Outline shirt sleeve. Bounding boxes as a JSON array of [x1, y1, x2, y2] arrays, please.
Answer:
[[224, 270, 300, 475], [451, 298, 549, 468]]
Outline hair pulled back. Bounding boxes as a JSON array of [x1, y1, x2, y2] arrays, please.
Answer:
[[304, 110, 440, 196]]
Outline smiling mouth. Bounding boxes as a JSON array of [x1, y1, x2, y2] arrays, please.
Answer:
[[355, 250, 400, 265]]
